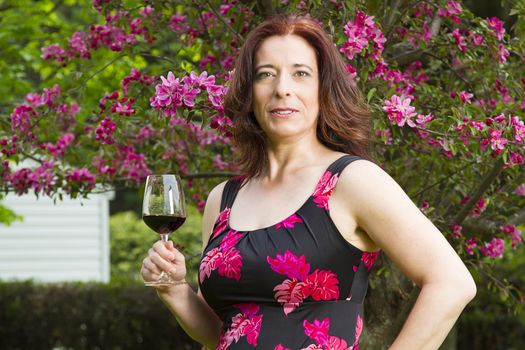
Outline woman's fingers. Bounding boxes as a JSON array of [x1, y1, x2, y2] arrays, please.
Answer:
[[147, 249, 172, 275], [141, 241, 187, 283]]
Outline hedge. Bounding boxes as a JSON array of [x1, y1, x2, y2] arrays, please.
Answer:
[[0, 280, 201, 350]]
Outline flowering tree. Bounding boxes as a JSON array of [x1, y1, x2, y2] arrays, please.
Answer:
[[1, 0, 524, 347]]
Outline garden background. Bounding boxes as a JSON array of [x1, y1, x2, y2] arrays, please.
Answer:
[[1, 0, 524, 349]]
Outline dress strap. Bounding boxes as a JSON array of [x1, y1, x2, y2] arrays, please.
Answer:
[[326, 154, 364, 176], [219, 177, 243, 211]]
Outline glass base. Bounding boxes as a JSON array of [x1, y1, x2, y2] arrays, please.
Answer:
[[144, 271, 184, 287]]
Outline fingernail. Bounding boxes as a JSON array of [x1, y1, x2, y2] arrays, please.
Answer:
[[170, 267, 177, 275], [167, 254, 175, 261]]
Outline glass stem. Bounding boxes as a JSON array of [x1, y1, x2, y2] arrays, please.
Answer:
[[160, 233, 169, 243]]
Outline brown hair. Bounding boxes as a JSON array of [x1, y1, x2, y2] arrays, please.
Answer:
[[223, 13, 372, 181]]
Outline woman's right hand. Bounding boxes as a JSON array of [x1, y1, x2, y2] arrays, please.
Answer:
[[140, 240, 188, 293]]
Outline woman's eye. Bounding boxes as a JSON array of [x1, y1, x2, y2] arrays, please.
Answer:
[[296, 71, 310, 77], [257, 72, 273, 78]]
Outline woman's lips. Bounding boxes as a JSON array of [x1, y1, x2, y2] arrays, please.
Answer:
[[269, 110, 297, 118]]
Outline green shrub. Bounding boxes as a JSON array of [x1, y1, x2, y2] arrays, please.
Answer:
[[0, 280, 201, 350], [110, 206, 202, 285]]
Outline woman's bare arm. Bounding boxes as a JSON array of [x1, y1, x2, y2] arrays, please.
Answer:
[[338, 160, 476, 350]]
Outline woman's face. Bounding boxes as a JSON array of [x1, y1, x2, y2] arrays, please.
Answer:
[[252, 34, 320, 142]]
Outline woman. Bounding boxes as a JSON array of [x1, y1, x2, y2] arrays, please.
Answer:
[[141, 14, 476, 350]]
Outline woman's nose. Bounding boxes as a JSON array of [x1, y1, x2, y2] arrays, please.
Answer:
[[275, 74, 292, 97]]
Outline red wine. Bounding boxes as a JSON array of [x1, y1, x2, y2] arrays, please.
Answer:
[[143, 215, 186, 234]]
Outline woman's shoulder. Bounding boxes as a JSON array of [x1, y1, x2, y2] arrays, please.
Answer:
[[337, 157, 388, 190]]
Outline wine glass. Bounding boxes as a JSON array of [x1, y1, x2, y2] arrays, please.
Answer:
[[142, 174, 187, 286]]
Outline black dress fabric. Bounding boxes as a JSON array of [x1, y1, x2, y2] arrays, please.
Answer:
[[198, 154, 380, 350]]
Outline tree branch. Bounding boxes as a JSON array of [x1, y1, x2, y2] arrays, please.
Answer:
[[202, 0, 244, 44], [451, 158, 505, 226], [256, 0, 275, 18]]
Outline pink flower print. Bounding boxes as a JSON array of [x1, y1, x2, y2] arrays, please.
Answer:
[[361, 251, 379, 271], [200, 231, 244, 283], [302, 318, 352, 350], [213, 208, 231, 238], [274, 278, 309, 315], [267, 250, 311, 280], [276, 213, 303, 229], [304, 269, 340, 301], [244, 313, 263, 346], [324, 336, 351, 350], [303, 318, 330, 346], [353, 315, 363, 349], [220, 230, 243, 250], [199, 247, 223, 283], [218, 247, 243, 281], [301, 345, 324, 350], [313, 171, 339, 210], [217, 303, 263, 349], [275, 345, 292, 350]]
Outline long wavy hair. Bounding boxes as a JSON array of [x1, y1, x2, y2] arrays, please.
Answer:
[[223, 13, 373, 181]]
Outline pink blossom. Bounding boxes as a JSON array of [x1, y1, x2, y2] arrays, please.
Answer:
[[488, 129, 508, 153], [451, 28, 467, 52], [375, 128, 393, 145], [438, 1, 463, 24], [267, 250, 311, 280], [416, 113, 433, 128], [43, 133, 75, 158], [515, 184, 525, 196], [501, 224, 522, 249], [339, 10, 386, 60], [460, 91, 474, 104], [480, 238, 504, 259], [276, 214, 303, 229], [10, 105, 38, 134], [68, 31, 90, 59], [95, 117, 116, 144], [450, 224, 463, 239], [345, 63, 357, 79], [212, 154, 229, 170], [120, 149, 151, 184], [64, 168, 96, 193], [207, 84, 228, 111], [498, 43, 510, 63], [486, 17, 505, 41], [382, 95, 417, 127], [465, 237, 477, 255], [137, 126, 155, 141], [169, 13, 189, 32], [471, 34, 484, 46], [113, 101, 135, 115], [470, 198, 487, 217], [41, 44, 67, 63]]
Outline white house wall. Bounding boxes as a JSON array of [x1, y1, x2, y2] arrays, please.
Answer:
[[0, 191, 113, 283]]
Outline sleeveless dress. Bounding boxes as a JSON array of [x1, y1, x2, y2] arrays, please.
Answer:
[[198, 154, 380, 350]]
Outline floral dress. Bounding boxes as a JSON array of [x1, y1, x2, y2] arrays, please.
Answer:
[[199, 154, 380, 350]]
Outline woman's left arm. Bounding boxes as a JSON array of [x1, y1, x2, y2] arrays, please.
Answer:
[[339, 159, 477, 350]]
